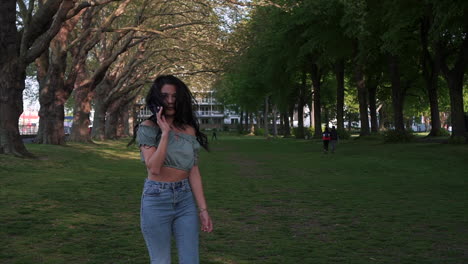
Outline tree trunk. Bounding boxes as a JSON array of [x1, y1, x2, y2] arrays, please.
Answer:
[[282, 111, 291, 137], [354, 63, 370, 136], [368, 82, 378, 133], [421, 18, 442, 136], [37, 92, 67, 145], [36, 49, 70, 145], [249, 113, 255, 135], [92, 98, 107, 141], [70, 84, 94, 142], [244, 111, 249, 132], [379, 107, 386, 130], [105, 108, 119, 140], [444, 72, 466, 138], [439, 37, 467, 139], [0, 71, 33, 157], [335, 59, 345, 131], [264, 96, 269, 137], [272, 104, 278, 137], [36, 15, 80, 145], [389, 55, 405, 132], [296, 70, 307, 139], [310, 64, 322, 138], [122, 103, 131, 137], [116, 106, 126, 138], [239, 110, 244, 133], [0, 1, 32, 157], [323, 106, 329, 127]]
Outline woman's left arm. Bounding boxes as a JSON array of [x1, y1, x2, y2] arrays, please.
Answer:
[[189, 165, 213, 233]]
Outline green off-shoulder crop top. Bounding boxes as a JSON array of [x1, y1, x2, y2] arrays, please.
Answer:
[[136, 124, 201, 171]]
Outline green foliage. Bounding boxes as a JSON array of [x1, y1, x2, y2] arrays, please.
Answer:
[[254, 127, 265, 136], [304, 127, 312, 139], [337, 128, 351, 140], [439, 128, 451, 137], [383, 129, 415, 143], [292, 127, 309, 139]]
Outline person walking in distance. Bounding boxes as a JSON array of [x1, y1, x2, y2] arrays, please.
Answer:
[[330, 126, 338, 153], [322, 127, 331, 154]]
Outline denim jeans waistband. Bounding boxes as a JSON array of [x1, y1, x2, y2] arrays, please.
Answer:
[[144, 178, 190, 189]]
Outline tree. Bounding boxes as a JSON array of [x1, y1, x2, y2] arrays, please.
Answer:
[[0, 0, 92, 157]]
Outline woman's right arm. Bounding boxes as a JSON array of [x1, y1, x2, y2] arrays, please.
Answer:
[[141, 132, 169, 176], [140, 108, 171, 176]]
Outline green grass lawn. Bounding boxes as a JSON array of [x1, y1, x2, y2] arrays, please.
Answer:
[[1, 136, 467, 264]]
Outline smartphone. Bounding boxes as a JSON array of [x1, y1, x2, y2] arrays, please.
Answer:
[[149, 101, 165, 114]]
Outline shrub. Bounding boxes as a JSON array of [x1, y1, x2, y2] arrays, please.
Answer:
[[383, 130, 415, 143], [438, 128, 451, 136], [337, 129, 351, 140], [254, 128, 265, 136], [304, 127, 312, 139]]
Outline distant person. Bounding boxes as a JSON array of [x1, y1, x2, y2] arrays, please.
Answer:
[[330, 126, 338, 153], [322, 127, 331, 154], [128, 75, 213, 263], [212, 129, 217, 141]]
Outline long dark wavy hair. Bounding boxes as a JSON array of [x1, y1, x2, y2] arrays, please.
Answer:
[[128, 75, 209, 151]]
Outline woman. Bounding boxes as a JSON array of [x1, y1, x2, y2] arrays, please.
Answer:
[[129, 75, 213, 264]]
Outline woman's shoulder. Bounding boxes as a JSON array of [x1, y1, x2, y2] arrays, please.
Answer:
[[141, 120, 157, 127], [183, 125, 196, 136], [137, 120, 160, 137]]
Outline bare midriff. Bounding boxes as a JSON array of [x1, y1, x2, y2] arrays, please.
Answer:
[[146, 166, 189, 182]]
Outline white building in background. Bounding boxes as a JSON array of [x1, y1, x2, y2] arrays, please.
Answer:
[[194, 90, 224, 129], [136, 90, 241, 130]]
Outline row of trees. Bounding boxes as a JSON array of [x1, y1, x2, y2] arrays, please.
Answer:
[[1, 0, 240, 157], [216, 0, 467, 140]]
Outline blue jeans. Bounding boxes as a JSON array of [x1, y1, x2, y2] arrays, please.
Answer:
[[140, 178, 199, 264]]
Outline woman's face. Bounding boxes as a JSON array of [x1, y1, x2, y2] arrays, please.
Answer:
[[161, 84, 177, 117]]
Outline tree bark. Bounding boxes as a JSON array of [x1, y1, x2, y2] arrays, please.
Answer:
[[239, 110, 244, 133], [272, 104, 278, 137], [282, 111, 291, 137], [70, 83, 94, 143], [354, 63, 370, 136], [379, 107, 386, 131], [368, 80, 378, 133], [389, 55, 405, 132], [264, 96, 269, 137], [335, 59, 345, 131], [439, 37, 467, 139], [92, 98, 107, 141], [310, 64, 322, 138], [420, 17, 442, 136], [0, 67, 32, 157], [36, 14, 81, 144], [443, 71, 466, 138], [249, 113, 255, 135], [296, 70, 307, 139]]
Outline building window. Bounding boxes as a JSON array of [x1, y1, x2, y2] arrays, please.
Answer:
[[231, 118, 239, 124]]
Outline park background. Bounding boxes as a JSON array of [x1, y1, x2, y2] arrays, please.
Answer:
[[1, 0, 468, 263]]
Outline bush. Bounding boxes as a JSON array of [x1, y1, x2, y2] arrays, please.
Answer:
[[254, 128, 265, 136], [383, 130, 415, 143], [304, 127, 312, 139], [438, 128, 451, 136], [337, 129, 351, 140]]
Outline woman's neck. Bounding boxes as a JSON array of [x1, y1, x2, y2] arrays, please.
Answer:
[[165, 115, 174, 125]]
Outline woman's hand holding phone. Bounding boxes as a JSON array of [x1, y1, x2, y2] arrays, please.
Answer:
[[156, 107, 171, 135]]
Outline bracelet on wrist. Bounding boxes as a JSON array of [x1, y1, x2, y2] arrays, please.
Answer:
[[198, 208, 207, 213]]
